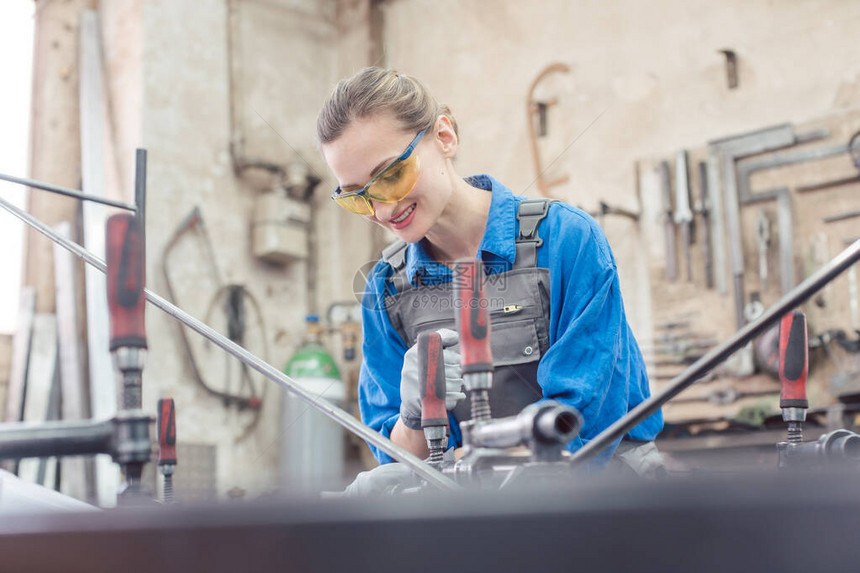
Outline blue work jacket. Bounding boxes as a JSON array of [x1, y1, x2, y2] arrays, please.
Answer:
[[357, 174, 663, 466]]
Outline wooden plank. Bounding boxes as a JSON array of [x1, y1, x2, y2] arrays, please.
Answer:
[[80, 8, 118, 508], [17, 313, 57, 485], [53, 222, 91, 500]]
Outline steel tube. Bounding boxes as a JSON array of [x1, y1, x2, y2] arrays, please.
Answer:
[[569, 238, 860, 467], [469, 403, 580, 449], [134, 148, 147, 229], [0, 195, 460, 491], [0, 420, 113, 459], [0, 172, 137, 212]]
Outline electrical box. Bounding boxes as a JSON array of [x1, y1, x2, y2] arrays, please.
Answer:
[[251, 188, 311, 264]]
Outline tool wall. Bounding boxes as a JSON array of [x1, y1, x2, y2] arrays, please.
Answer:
[[637, 109, 860, 432]]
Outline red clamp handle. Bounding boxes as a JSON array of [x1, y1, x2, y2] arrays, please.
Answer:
[[779, 310, 808, 409], [419, 332, 448, 428], [453, 258, 493, 374], [106, 214, 147, 351], [158, 398, 177, 465]]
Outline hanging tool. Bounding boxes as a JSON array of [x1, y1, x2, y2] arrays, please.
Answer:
[[157, 398, 177, 503], [756, 209, 771, 291], [697, 161, 714, 289], [418, 331, 448, 469], [526, 63, 571, 198], [202, 283, 269, 441], [659, 161, 678, 282], [776, 191, 795, 295], [161, 207, 263, 412], [453, 258, 494, 423], [808, 233, 830, 308], [674, 150, 694, 282], [590, 201, 641, 225]]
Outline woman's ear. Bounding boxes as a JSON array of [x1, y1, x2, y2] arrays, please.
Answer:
[[434, 115, 458, 159]]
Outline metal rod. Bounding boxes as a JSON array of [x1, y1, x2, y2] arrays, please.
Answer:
[[0, 419, 113, 459], [824, 210, 860, 224], [134, 149, 147, 231], [0, 195, 460, 491], [0, 172, 137, 212], [569, 238, 860, 467]]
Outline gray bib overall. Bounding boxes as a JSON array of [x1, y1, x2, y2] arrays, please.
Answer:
[[382, 199, 556, 425]]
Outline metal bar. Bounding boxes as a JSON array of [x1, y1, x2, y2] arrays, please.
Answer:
[[0, 172, 137, 212], [823, 210, 860, 224], [674, 150, 693, 282], [710, 124, 795, 154], [569, 238, 860, 467], [737, 142, 847, 203], [134, 149, 147, 230], [659, 161, 677, 282], [720, 151, 746, 329], [0, 419, 113, 459], [777, 192, 795, 294], [0, 195, 460, 491], [706, 152, 728, 294], [697, 161, 714, 289], [797, 174, 860, 194]]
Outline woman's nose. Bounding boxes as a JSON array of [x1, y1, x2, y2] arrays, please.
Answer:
[[371, 199, 397, 221]]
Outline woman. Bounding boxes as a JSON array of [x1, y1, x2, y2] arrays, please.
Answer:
[[317, 67, 663, 474]]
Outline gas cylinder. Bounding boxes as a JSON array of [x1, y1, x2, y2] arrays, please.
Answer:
[[280, 315, 346, 492]]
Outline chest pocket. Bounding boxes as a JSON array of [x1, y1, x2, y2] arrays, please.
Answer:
[[390, 267, 550, 366]]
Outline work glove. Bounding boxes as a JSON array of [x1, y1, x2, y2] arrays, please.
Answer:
[[399, 328, 466, 430]]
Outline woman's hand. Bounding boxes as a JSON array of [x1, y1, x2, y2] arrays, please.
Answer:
[[398, 328, 465, 430]]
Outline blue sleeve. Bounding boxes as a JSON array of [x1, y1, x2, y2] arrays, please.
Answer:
[[357, 262, 409, 464], [536, 204, 662, 465]]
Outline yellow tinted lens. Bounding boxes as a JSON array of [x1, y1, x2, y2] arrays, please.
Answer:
[[334, 193, 373, 215], [366, 154, 420, 203]]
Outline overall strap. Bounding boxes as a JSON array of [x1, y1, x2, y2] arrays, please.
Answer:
[[381, 240, 409, 293], [514, 199, 558, 269]]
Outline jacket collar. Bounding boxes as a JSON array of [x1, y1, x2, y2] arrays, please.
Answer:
[[403, 175, 517, 286]]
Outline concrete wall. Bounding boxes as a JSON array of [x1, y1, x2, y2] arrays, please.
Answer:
[[139, 0, 342, 496], [379, 0, 860, 337], [93, 0, 349, 497]]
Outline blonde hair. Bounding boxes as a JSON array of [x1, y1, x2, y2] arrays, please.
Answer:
[[317, 67, 458, 144]]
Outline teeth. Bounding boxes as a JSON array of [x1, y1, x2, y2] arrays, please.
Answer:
[[392, 204, 415, 224]]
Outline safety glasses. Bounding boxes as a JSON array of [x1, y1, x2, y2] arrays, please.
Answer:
[[330, 129, 426, 216]]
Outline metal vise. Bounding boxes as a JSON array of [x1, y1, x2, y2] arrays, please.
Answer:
[[778, 429, 860, 470]]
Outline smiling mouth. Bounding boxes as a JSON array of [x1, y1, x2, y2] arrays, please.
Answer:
[[390, 203, 416, 224]]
